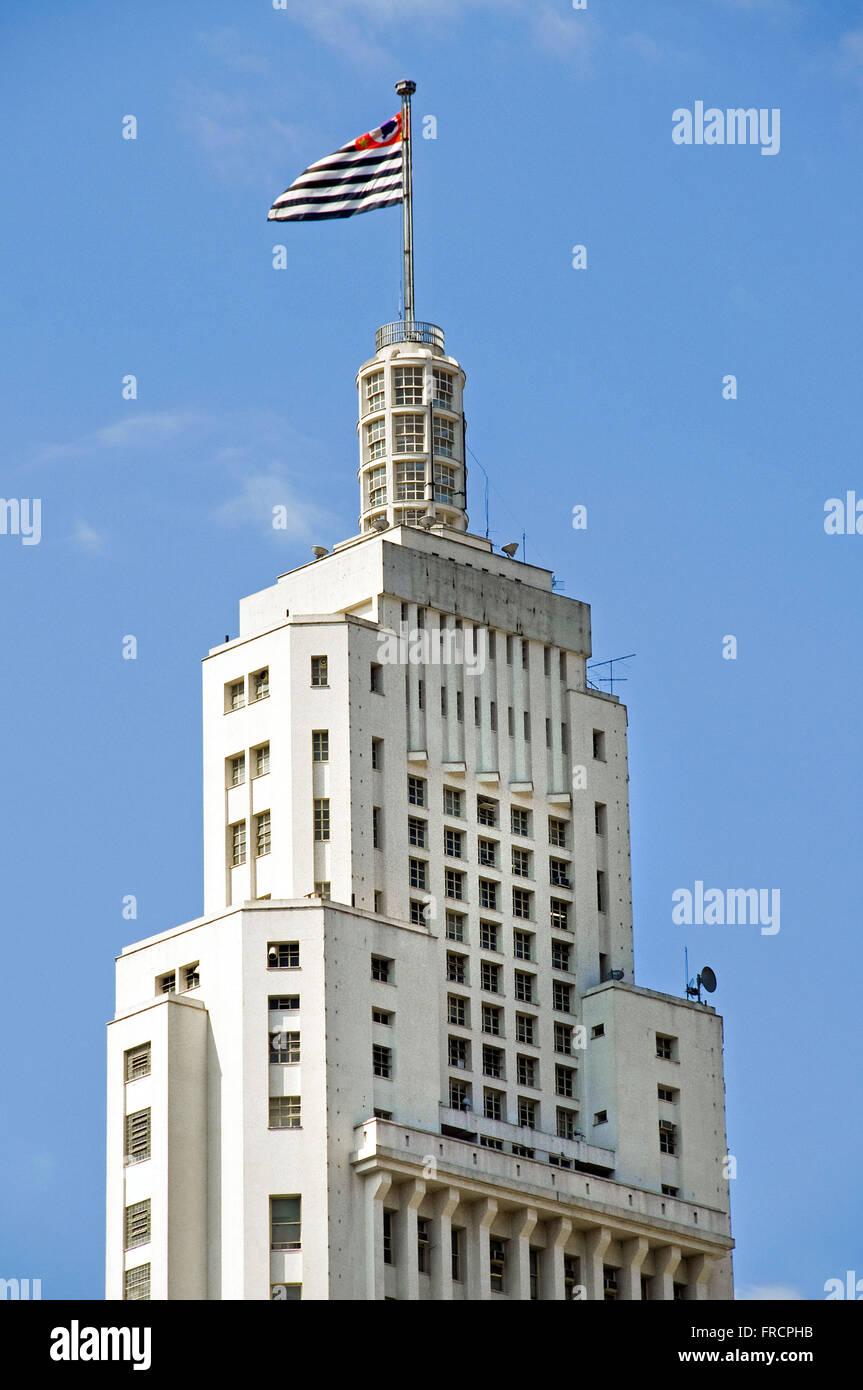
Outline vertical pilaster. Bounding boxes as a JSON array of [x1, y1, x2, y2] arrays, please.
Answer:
[[650, 1243, 682, 1302], [396, 1178, 425, 1301], [686, 1253, 712, 1301], [430, 1187, 459, 1301], [508, 1207, 538, 1300], [466, 1197, 497, 1301], [365, 1172, 392, 1301], [583, 1225, 612, 1300], [619, 1236, 649, 1300], [540, 1217, 572, 1300]]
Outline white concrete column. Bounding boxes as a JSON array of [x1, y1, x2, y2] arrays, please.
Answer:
[[650, 1243, 682, 1302], [466, 1197, 498, 1301], [508, 1206, 538, 1300], [686, 1253, 712, 1301], [540, 1217, 572, 1300], [364, 1172, 392, 1301], [583, 1225, 612, 1300], [396, 1178, 425, 1301], [619, 1236, 649, 1300], [430, 1187, 459, 1301]]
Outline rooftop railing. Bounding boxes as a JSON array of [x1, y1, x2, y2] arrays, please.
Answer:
[[375, 320, 445, 352]]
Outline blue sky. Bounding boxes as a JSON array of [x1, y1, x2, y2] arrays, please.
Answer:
[[2, 0, 862, 1300]]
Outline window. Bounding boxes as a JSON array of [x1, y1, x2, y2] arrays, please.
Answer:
[[433, 367, 453, 408], [314, 880, 331, 899], [394, 365, 424, 404], [445, 911, 465, 942], [373, 1044, 392, 1078], [484, 1088, 503, 1120], [445, 868, 465, 900], [490, 701, 497, 731], [314, 798, 330, 841], [456, 690, 464, 722], [271, 1284, 302, 1301], [371, 738, 382, 770], [591, 1023, 605, 1039], [434, 460, 456, 500], [124, 1264, 150, 1302], [251, 667, 269, 702], [511, 807, 530, 837], [479, 879, 498, 911], [553, 981, 573, 1013], [417, 1218, 430, 1274], [550, 858, 571, 888], [370, 662, 383, 693], [382, 1211, 394, 1265], [555, 1064, 576, 1098], [448, 994, 468, 1027], [513, 929, 533, 961], [158, 971, 176, 995], [372, 806, 381, 848], [408, 776, 426, 807], [507, 706, 514, 736], [481, 1135, 503, 1151], [184, 963, 200, 991], [592, 729, 606, 761], [479, 921, 499, 952], [596, 870, 606, 912], [372, 1007, 393, 1027], [365, 417, 387, 460], [229, 754, 245, 787], [374, 1109, 392, 1121], [515, 1013, 536, 1045], [440, 685, 447, 716], [561, 722, 569, 755], [550, 899, 569, 931], [433, 419, 455, 462], [551, 940, 571, 972], [407, 815, 426, 848], [310, 656, 328, 687], [125, 1109, 151, 1166], [451, 1229, 462, 1281], [125, 1044, 151, 1082], [549, 816, 567, 848], [227, 679, 245, 712], [394, 412, 425, 453], [269, 942, 299, 969], [517, 1098, 537, 1130], [255, 811, 271, 857], [662, 1184, 679, 1197], [595, 802, 607, 836], [478, 838, 497, 868], [443, 787, 463, 817], [409, 858, 428, 891], [254, 742, 270, 778], [482, 1045, 504, 1079], [477, 797, 498, 827], [125, 1200, 150, 1250], [480, 961, 501, 993], [554, 1023, 573, 1055], [444, 827, 464, 859], [446, 953, 467, 984], [658, 1085, 678, 1103], [365, 369, 385, 413], [523, 711, 531, 742], [269, 1096, 301, 1128], [270, 1029, 300, 1064], [312, 730, 329, 762], [269, 995, 299, 1011], [594, 1109, 608, 1126], [395, 460, 424, 501], [659, 1120, 677, 1155], [482, 1004, 502, 1036], [367, 464, 387, 508], [557, 1107, 579, 1141], [656, 1033, 676, 1060], [604, 1266, 619, 1301], [517, 1055, 537, 1088], [371, 955, 393, 983], [512, 1143, 534, 1159], [529, 1249, 540, 1301], [448, 1079, 471, 1111], [512, 847, 531, 878], [271, 1196, 301, 1250], [230, 820, 246, 867], [512, 888, 532, 920], [448, 1036, 469, 1069]]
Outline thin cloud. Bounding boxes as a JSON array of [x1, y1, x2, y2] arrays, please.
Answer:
[[69, 521, 104, 553], [178, 84, 303, 189], [213, 470, 332, 542]]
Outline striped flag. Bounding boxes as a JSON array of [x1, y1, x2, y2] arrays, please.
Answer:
[[268, 113, 404, 222]]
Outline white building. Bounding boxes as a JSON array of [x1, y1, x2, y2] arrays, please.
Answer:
[[106, 319, 734, 1301]]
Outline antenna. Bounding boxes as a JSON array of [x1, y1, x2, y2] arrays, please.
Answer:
[[686, 964, 718, 1004], [586, 653, 636, 697], [395, 80, 416, 324]]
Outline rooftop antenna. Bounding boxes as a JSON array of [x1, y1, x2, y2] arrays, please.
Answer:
[[395, 80, 416, 324], [466, 445, 490, 538], [686, 959, 718, 1004], [587, 652, 636, 697]]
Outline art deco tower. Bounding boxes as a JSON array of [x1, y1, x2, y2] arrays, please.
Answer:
[[106, 313, 734, 1301]]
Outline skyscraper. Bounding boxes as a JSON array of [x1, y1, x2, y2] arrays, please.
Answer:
[[105, 311, 734, 1301]]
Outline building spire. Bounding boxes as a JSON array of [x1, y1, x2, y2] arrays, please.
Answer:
[[395, 80, 416, 324]]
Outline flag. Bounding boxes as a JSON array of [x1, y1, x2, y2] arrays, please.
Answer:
[[268, 113, 404, 222]]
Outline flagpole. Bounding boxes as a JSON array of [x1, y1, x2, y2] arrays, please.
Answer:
[[395, 79, 416, 325]]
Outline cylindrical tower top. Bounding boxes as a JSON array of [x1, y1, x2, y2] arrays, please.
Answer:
[[356, 326, 468, 535]]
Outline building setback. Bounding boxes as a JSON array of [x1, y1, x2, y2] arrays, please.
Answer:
[[106, 318, 734, 1301]]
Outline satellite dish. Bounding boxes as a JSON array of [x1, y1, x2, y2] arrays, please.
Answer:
[[699, 966, 717, 994], [501, 541, 519, 557]]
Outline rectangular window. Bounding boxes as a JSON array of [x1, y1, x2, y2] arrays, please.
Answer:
[[658, 1084, 678, 1103], [517, 1099, 537, 1130], [230, 820, 246, 867], [592, 729, 606, 761], [251, 667, 269, 702], [269, 995, 299, 1012], [370, 662, 383, 693], [433, 422, 455, 464], [511, 808, 530, 837], [662, 1185, 679, 1198], [315, 880, 331, 899], [269, 1096, 301, 1129], [409, 858, 427, 891], [372, 806, 381, 848], [517, 1055, 537, 1088], [433, 367, 453, 408], [595, 802, 607, 836], [124, 1264, 150, 1302], [523, 710, 531, 741], [452, 1228, 462, 1281], [125, 1108, 151, 1166], [555, 1064, 576, 1097], [477, 797, 498, 828], [484, 1088, 504, 1120], [158, 971, 175, 995], [482, 1004, 502, 1036], [417, 1218, 430, 1274], [229, 753, 245, 787], [550, 858, 571, 889], [372, 1007, 392, 1026], [480, 961, 501, 994], [481, 1135, 503, 1151], [270, 1030, 300, 1064], [448, 1079, 471, 1111], [312, 730, 329, 762], [394, 365, 424, 404], [125, 1200, 151, 1250], [184, 964, 199, 991], [591, 1023, 605, 1039], [478, 879, 498, 912], [515, 1013, 536, 1045], [254, 742, 270, 778], [554, 1022, 573, 1055], [561, 722, 569, 755], [596, 870, 606, 912], [522, 639, 529, 670], [553, 981, 573, 1013], [448, 1036, 469, 1069], [448, 994, 468, 1027], [550, 899, 569, 931], [365, 369, 385, 412], [551, 940, 571, 972], [445, 911, 465, 942], [255, 811, 271, 857], [407, 776, 426, 807], [382, 1210, 394, 1265], [445, 868, 465, 900], [549, 817, 568, 848], [311, 655, 328, 687], [557, 1107, 579, 1141], [271, 1196, 301, 1250], [513, 929, 533, 961], [394, 412, 425, 453], [530, 1248, 540, 1301], [512, 847, 531, 878], [474, 695, 481, 726], [446, 953, 467, 984], [268, 942, 299, 969], [365, 417, 387, 460], [371, 738, 382, 770], [514, 970, 535, 1003], [373, 1044, 392, 1078], [444, 827, 464, 858], [407, 815, 427, 848], [478, 838, 497, 868], [125, 1043, 151, 1083], [227, 679, 245, 712], [440, 685, 447, 716], [659, 1120, 677, 1155], [366, 463, 387, 508], [314, 798, 330, 841], [395, 459, 424, 500], [371, 955, 393, 983], [456, 690, 464, 722], [482, 1045, 504, 1079], [443, 787, 463, 817], [512, 888, 532, 920], [656, 1033, 676, 1060], [479, 921, 499, 952]]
